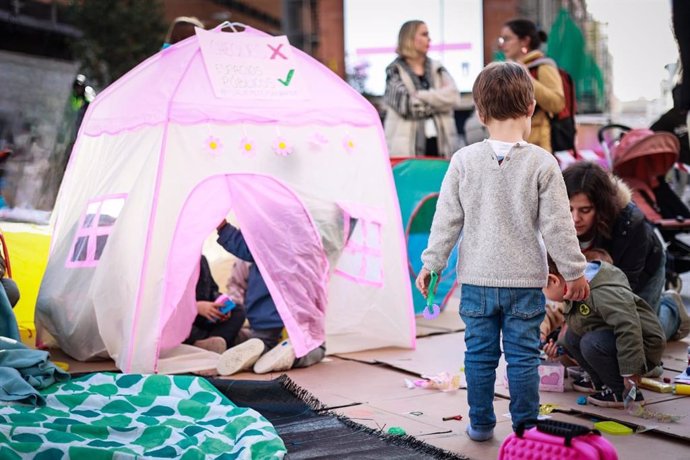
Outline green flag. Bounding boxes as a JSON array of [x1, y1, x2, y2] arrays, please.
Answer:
[[547, 8, 605, 111]]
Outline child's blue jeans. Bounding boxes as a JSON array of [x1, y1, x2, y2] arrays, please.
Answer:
[[460, 284, 545, 432]]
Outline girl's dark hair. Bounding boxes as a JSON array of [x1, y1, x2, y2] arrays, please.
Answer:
[[505, 18, 548, 51], [562, 162, 620, 240]]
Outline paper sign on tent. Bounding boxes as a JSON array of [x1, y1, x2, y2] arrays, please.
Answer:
[[196, 28, 304, 100]]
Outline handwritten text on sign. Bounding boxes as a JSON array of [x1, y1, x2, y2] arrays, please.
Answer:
[[196, 29, 304, 100]]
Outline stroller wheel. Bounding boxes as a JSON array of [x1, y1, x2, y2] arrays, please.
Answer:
[[666, 272, 683, 293]]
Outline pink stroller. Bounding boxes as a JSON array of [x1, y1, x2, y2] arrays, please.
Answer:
[[599, 124, 690, 290]]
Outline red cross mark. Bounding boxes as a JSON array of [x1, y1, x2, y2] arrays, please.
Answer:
[[268, 43, 287, 60]]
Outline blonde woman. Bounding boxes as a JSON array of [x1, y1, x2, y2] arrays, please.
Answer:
[[384, 20, 462, 158]]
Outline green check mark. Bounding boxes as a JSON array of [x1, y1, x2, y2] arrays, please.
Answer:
[[278, 69, 295, 86]]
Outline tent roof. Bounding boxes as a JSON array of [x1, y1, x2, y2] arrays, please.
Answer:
[[82, 26, 379, 136]]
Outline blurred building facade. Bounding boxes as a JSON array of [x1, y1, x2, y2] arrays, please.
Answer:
[[0, 0, 613, 210], [159, 0, 345, 78], [483, 0, 611, 113]]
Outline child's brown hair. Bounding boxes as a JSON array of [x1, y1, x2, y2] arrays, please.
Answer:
[[548, 249, 612, 277], [472, 61, 534, 123], [583, 248, 613, 264]]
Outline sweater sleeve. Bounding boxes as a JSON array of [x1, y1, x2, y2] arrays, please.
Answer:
[[538, 163, 586, 281], [421, 155, 464, 273], [217, 223, 254, 262], [226, 260, 250, 305], [533, 64, 565, 115]]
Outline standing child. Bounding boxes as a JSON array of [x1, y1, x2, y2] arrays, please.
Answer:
[[416, 61, 589, 442]]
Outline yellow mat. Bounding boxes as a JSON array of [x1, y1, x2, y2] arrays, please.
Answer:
[[1, 222, 51, 346]]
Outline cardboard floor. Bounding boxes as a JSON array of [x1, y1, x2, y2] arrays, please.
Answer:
[[52, 337, 690, 459], [46, 289, 690, 459], [282, 354, 690, 460]]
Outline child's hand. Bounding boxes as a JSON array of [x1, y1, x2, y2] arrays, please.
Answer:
[[415, 268, 432, 297], [564, 276, 589, 301], [197, 301, 225, 322], [542, 339, 561, 359], [624, 375, 641, 391]]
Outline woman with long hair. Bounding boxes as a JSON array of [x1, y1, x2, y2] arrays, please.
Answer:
[[383, 20, 462, 158], [498, 18, 565, 152], [563, 161, 689, 342]]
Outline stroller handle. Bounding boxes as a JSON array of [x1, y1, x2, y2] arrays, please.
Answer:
[[597, 124, 633, 169], [596, 124, 632, 144]]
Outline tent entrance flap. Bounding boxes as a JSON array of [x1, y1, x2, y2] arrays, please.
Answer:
[[157, 173, 329, 369]]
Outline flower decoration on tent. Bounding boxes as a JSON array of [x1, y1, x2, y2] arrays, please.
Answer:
[[205, 136, 224, 156], [238, 136, 256, 157], [308, 132, 329, 150], [342, 134, 356, 154], [272, 136, 293, 157]]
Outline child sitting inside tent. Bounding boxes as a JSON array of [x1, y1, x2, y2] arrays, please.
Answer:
[[184, 255, 246, 354], [213, 219, 326, 376], [543, 251, 665, 407]]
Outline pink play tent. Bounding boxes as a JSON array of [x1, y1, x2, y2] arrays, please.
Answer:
[[36, 25, 415, 374]]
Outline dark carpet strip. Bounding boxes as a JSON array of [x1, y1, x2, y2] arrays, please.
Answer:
[[209, 375, 469, 459]]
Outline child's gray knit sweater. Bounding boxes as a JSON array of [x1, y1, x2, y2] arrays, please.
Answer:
[[422, 140, 586, 287]]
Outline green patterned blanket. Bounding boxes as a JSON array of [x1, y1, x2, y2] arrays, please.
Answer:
[[0, 373, 286, 459]]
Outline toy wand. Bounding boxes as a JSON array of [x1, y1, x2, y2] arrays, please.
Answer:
[[422, 271, 441, 319]]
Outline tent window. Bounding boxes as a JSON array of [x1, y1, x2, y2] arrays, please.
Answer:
[[67, 194, 127, 268], [335, 218, 383, 286], [72, 236, 89, 262]]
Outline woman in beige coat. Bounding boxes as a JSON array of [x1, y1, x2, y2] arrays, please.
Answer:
[[499, 19, 565, 152], [383, 20, 462, 158]]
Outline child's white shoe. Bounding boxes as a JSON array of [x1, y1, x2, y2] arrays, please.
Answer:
[[253, 339, 296, 374], [217, 338, 265, 376]]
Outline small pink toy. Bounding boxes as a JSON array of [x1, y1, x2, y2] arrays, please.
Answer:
[[499, 420, 618, 460]]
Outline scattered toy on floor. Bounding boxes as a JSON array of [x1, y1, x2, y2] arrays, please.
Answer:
[[594, 420, 632, 435], [387, 427, 406, 436]]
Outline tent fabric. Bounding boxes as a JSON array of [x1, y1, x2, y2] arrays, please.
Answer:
[[157, 174, 329, 360], [392, 158, 458, 313], [81, 28, 379, 137], [37, 26, 414, 373]]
